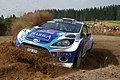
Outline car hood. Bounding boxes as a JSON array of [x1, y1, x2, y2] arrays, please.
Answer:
[[27, 27, 67, 42]]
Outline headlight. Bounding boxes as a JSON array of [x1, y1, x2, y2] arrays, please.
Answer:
[[52, 39, 74, 47], [57, 40, 70, 46]]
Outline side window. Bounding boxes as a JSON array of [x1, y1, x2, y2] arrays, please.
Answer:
[[81, 25, 88, 37]]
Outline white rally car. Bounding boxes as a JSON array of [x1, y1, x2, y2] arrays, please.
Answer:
[[14, 18, 93, 68]]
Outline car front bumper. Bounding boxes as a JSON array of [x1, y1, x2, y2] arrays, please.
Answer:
[[15, 38, 82, 68]]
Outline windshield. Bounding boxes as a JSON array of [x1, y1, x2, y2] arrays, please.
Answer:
[[40, 22, 82, 33]]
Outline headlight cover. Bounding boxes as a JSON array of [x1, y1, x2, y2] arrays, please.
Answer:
[[21, 32, 25, 39], [52, 39, 74, 47], [20, 29, 27, 40], [20, 29, 30, 40]]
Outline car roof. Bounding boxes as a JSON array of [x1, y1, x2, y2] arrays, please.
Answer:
[[48, 18, 84, 25]]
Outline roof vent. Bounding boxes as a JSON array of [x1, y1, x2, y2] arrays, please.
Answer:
[[62, 18, 75, 21], [62, 18, 76, 23]]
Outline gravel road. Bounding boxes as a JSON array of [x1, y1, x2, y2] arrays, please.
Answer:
[[0, 35, 120, 80]]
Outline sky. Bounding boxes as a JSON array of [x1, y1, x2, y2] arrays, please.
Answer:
[[0, 0, 120, 17]]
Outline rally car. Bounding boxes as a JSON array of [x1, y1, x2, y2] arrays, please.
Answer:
[[14, 18, 93, 68]]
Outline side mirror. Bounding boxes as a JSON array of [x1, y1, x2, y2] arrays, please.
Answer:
[[87, 33, 91, 36]]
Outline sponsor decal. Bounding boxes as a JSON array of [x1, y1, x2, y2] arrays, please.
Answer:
[[37, 30, 56, 34], [52, 52, 72, 57], [27, 48, 38, 53], [30, 32, 51, 40]]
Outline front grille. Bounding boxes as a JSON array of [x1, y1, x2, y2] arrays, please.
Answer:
[[20, 43, 58, 62], [20, 43, 50, 55]]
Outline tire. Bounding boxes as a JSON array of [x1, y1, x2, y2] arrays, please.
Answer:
[[73, 42, 93, 69], [73, 46, 83, 68]]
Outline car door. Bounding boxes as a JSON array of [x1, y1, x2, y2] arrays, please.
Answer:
[[80, 24, 91, 57]]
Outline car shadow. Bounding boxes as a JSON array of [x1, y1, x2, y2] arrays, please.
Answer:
[[80, 48, 119, 70]]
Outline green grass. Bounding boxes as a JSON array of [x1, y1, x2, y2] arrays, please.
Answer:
[[104, 20, 120, 26]]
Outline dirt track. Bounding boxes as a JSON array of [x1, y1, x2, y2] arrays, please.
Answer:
[[0, 35, 120, 80]]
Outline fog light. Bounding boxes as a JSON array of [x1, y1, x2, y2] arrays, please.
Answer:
[[59, 56, 68, 62]]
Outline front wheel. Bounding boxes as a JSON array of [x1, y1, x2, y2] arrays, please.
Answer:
[[73, 47, 83, 68]]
